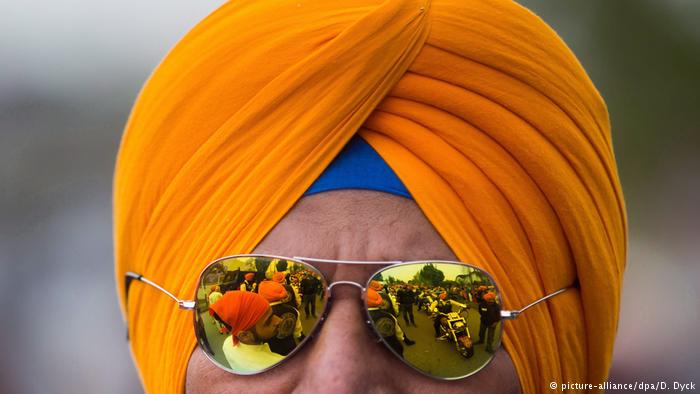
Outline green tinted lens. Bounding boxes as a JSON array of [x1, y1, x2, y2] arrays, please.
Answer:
[[367, 262, 503, 379], [194, 256, 326, 374]]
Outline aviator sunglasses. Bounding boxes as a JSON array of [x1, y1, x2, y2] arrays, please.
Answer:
[[125, 255, 571, 380]]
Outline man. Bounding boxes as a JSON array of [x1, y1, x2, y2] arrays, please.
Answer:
[[416, 287, 432, 313], [208, 291, 283, 373], [475, 292, 502, 353], [396, 285, 417, 327], [207, 285, 223, 307], [370, 280, 398, 316], [258, 280, 303, 356], [299, 272, 320, 319], [207, 285, 225, 333], [115, 0, 626, 392], [272, 272, 299, 309], [430, 292, 453, 339], [240, 273, 257, 292], [367, 288, 410, 357]]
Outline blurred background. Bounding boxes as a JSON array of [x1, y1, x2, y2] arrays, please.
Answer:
[[0, 0, 697, 392]]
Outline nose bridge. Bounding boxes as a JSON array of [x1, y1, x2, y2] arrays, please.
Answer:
[[326, 280, 365, 295], [296, 279, 393, 393]]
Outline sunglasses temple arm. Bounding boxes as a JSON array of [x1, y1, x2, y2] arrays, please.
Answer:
[[500, 286, 570, 320], [125, 272, 195, 310]]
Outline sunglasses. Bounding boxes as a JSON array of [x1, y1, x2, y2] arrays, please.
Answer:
[[125, 254, 571, 380]]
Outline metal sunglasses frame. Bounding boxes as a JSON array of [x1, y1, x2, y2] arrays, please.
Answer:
[[124, 254, 572, 380]]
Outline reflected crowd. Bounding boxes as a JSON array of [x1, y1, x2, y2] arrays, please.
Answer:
[[195, 257, 325, 373], [194, 257, 504, 378]]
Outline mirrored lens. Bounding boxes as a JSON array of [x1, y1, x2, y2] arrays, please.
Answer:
[[194, 256, 326, 374], [367, 262, 503, 379]]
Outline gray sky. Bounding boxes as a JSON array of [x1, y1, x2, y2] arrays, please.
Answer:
[[0, 0, 226, 100]]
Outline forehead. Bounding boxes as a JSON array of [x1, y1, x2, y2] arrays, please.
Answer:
[[253, 190, 457, 282]]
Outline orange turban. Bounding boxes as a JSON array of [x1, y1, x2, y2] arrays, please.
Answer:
[[483, 292, 496, 302], [258, 280, 289, 303], [366, 288, 384, 308], [439, 292, 447, 300], [369, 281, 384, 291], [115, 0, 626, 393], [209, 291, 269, 346], [272, 272, 286, 283], [244, 273, 255, 281]]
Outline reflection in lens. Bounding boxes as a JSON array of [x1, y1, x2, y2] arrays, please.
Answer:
[[194, 256, 326, 374], [367, 262, 503, 379]]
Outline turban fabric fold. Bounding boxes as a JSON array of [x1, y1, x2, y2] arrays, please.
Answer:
[[208, 291, 269, 346], [114, 0, 626, 393]]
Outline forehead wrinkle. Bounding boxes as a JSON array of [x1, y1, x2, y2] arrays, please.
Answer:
[[254, 190, 456, 279]]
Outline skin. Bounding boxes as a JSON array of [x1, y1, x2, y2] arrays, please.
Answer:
[[237, 307, 282, 345], [187, 190, 521, 393]]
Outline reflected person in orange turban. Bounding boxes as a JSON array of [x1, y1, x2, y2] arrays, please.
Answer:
[[272, 272, 286, 284], [209, 291, 269, 346], [240, 272, 257, 292], [367, 288, 384, 308], [115, 0, 626, 393], [369, 280, 384, 292], [271, 271, 300, 309], [209, 291, 283, 373], [258, 280, 289, 304]]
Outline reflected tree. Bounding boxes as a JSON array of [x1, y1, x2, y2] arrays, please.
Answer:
[[412, 263, 445, 286]]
